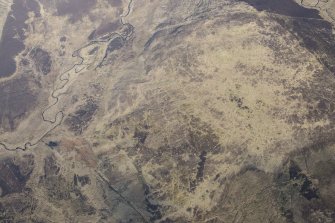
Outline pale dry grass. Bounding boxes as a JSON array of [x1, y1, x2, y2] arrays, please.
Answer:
[[0, 0, 12, 36]]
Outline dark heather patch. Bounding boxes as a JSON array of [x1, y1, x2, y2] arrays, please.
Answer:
[[196, 151, 207, 182], [288, 161, 319, 200], [47, 141, 59, 148], [0, 77, 37, 131], [43, 155, 60, 177], [41, 156, 76, 202], [281, 209, 294, 223], [0, 157, 34, 197], [289, 19, 335, 73], [134, 128, 148, 144], [240, 0, 322, 18], [56, 0, 97, 23], [74, 174, 91, 187], [88, 30, 96, 40], [60, 36, 67, 42], [88, 46, 99, 55], [65, 100, 98, 135], [190, 151, 207, 192], [275, 149, 335, 222], [88, 21, 121, 40], [29, 48, 52, 75], [106, 36, 124, 53], [241, 0, 335, 73], [270, 17, 335, 73], [25, 0, 41, 17], [108, 0, 122, 7], [99, 36, 125, 65], [0, 0, 40, 78], [143, 183, 162, 221]]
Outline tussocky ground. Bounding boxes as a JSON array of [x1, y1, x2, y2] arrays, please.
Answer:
[[0, 0, 335, 222]]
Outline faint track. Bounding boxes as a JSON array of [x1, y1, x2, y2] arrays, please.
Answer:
[[96, 171, 149, 223]]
